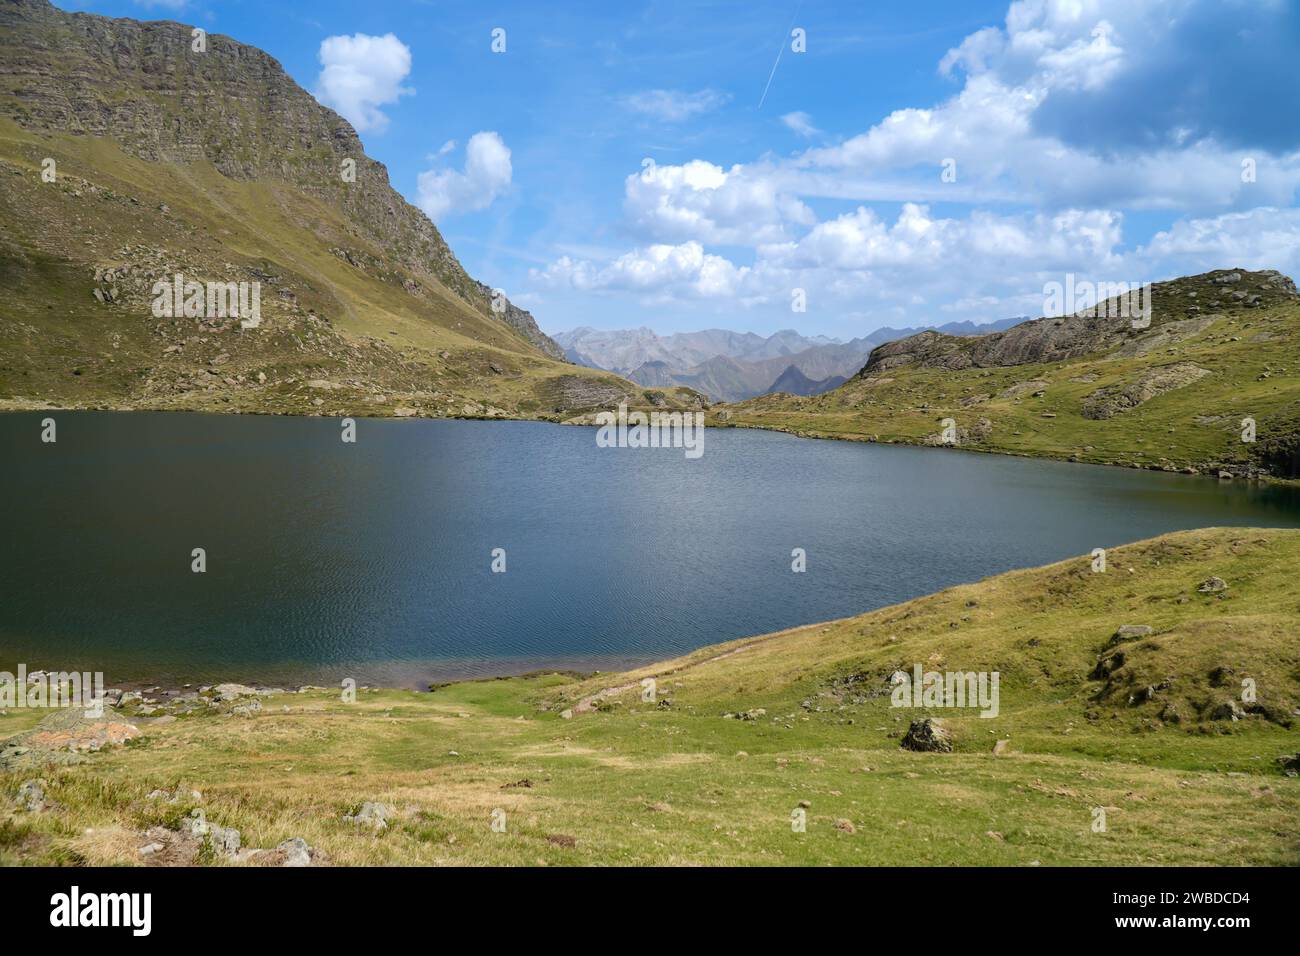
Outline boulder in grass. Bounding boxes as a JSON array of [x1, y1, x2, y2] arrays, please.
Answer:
[[183, 809, 241, 856], [900, 717, 953, 753], [15, 779, 47, 812], [1209, 699, 1247, 722], [1109, 624, 1153, 647], [241, 837, 317, 867], [344, 801, 392, 830], [1197, 576, 1228, 593]]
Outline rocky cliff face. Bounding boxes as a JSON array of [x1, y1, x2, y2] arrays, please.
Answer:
[[861, 270, 1299, 376], [0, 0, 562, 360]]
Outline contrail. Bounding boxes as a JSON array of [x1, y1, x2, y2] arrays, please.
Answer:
[[759, 1, 803, 110]]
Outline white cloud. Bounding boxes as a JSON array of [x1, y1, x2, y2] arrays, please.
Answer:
[[315, 33, 413, 134], [782, 2, 1300, 212], [619, 89, 731, 122], [416, 132, 513, 220], [537, 198, 1300, 326], [531, 0, 1300, 332], [533, 241, 748, 301], [625, 159, 813, 245], [537, 203, 1130, 315], [1140, 206, 1300, 275], [781, 111, 820, 138], [762, 204, 1123, 273]]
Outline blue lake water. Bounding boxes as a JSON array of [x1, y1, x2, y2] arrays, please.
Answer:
[[2, 411, 1299, 687]]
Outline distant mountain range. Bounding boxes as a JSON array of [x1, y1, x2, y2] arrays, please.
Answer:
[[551, 318, 1028, 402]]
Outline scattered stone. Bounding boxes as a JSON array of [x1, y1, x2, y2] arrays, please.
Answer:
[[15, 779, 47, 812], [243, 837, 317, 867], [1209, 700, 1247, 722], [546, 834, 578, 848], [1129, 685, 1158, 705], [901, 717, 953, 753], [230, 699, 262, 717], [1109, 624, 1153, 646], [2, 706, 140, 767], [1081, 363, 1212, 420], [1197, 576, 1228, 593], [183, 809, 241, 856], [834, 818, 856, 834], [344, 801, 392, 830]]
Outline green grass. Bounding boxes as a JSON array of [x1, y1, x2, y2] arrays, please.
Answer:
[[0, 118, 701, 420], [3, 527, 1297, 866], [728, 272, 1300, 480]]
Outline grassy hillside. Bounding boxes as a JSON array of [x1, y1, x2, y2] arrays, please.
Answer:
[[0, 121, 704, 420], [728, 270, 1300, 480], [0, 2, 702, 420], [4, 527, 1297, 866]]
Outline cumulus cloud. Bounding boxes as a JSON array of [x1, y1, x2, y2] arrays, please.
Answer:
[[761, 204, 1123, 274], [941, 0, 1300, 152], [416, 132, 513, 220], [1139, 207, 1300, 276], [537, 203, 1134, 316], [533, 241, 749, 301], [619, 89, 731, 122], [781, 0, 1300, 213], [530, 0, 1300, 330], [625, 159, 813, 245], [315, 33, 413, 134]]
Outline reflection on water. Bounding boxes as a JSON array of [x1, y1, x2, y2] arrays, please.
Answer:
[[2, 411, 1298, 686]]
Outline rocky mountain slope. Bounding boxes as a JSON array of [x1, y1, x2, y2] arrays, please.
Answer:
[[0, 0, 695, 418], [553, 326, 839, 373], [727, 269, 1300, 479], [555, 326, 868, 401], [558, 318, 1025, 402], [767, 363, 847, 396]]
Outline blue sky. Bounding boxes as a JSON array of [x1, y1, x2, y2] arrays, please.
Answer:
[[62, 0, 1300, 339]]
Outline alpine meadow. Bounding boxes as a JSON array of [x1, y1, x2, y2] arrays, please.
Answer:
[[1, 0, 1298, 926]]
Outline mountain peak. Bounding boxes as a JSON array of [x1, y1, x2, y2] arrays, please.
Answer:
[[0, 0, 564, 360]]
